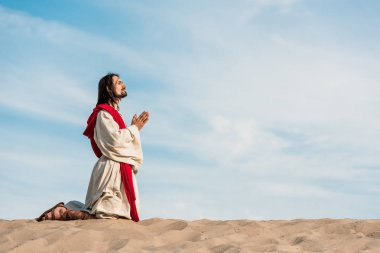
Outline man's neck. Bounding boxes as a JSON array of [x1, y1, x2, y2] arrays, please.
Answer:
[[109, 101, 120, 111]]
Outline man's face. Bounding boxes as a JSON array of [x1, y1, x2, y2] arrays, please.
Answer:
[[112, 75, 127, 99]]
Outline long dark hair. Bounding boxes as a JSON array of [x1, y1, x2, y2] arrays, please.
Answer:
[[96, 73, 119, 107]]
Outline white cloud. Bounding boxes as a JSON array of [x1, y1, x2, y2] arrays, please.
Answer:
[[0, 5, 153, 125], [0, 67, 90, 125], [0, 6, 150, 68], [127, 1, 380, 220]]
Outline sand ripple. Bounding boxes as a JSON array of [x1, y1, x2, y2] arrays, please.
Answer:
[[1, 218, 380, 252]]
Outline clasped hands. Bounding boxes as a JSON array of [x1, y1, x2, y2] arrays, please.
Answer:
[[131, 111, 149, 130]]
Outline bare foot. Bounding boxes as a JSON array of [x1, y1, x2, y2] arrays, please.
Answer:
[[44, 206, 67, 220], [62, 210, 95, 220]]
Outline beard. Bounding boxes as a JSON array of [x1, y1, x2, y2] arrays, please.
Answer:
[[117, 90, 128, 99]]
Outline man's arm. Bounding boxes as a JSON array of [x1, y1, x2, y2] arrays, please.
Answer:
[[94, 110, 143, 171]]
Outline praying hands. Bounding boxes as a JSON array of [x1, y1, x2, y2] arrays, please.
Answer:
[[132, 111, 149, 130]]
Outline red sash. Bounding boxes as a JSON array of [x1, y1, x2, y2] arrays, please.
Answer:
[[83, 103, 139, 222]]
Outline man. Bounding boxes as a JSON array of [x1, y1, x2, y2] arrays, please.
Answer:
[[36, 73, 149, 221]]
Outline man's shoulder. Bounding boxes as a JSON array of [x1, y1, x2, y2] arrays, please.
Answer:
[[97, 109, 109, 117], [97, 109, 123, 120]]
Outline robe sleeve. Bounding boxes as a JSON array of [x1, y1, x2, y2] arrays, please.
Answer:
[[94, 110, 143, 173]]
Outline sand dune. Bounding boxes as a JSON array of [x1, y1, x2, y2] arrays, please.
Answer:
[[1, 218, 380, 252]]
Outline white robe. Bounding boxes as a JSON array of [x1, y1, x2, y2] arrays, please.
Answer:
[[66, 110, 143, 219]]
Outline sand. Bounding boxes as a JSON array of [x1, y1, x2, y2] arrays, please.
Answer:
[[1, 218, 380, 252]]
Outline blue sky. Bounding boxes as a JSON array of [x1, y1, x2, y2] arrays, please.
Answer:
[[0, 0, 379, 220]]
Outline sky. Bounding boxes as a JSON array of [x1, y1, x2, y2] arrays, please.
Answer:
[[0, 0, 379, 221]]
